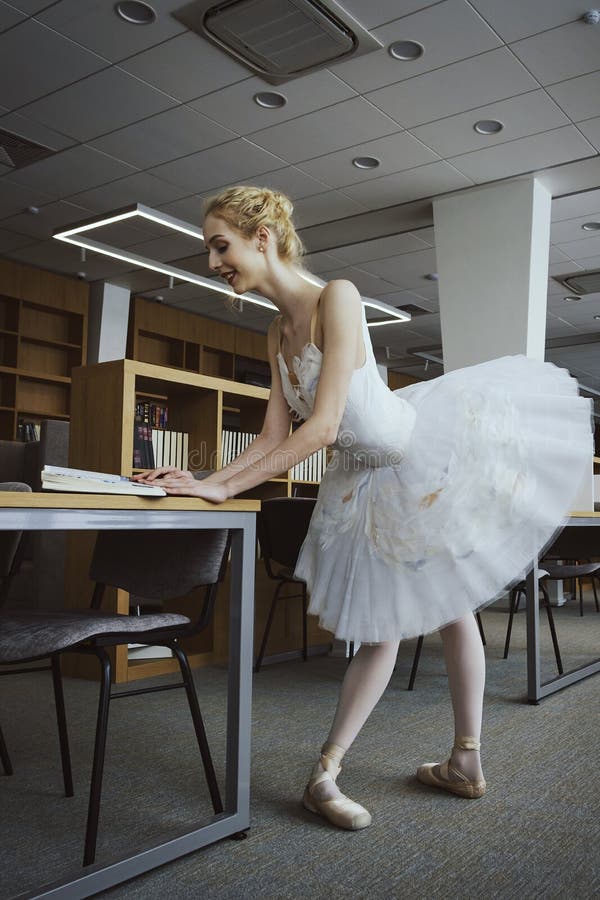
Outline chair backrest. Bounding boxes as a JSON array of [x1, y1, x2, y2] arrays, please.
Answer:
[[258, 497, 317, 570], [545, 525, 599, 560], [89, 529, 230, 600], [0, 482, 32, 607]]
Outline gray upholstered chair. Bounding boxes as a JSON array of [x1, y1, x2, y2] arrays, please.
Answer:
[[0, 527, 230, 866]]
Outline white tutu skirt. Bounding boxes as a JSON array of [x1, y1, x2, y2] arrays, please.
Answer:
[[295, 356, 594, 643]]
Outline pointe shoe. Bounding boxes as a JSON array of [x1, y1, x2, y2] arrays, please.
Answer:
[[416, 736, 486, 799], [302, 741, 372, 830]]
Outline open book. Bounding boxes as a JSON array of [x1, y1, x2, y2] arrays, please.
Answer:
[[41, 465, 166, 497]]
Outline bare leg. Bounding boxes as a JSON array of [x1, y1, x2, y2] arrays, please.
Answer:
[[305, 641, 399, 823], [439, 613, 485, 780], [327, 641, 400, 749]]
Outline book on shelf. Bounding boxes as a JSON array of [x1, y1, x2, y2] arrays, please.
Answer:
[[151, 429, 189, 468], [291, 448, 327, 482], [41, 465, 166, 496], [17, 419, 41, 442], [221, 429, 258, 467]]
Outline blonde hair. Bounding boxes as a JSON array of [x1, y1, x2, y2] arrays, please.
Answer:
[[203, 185, 304, 264]]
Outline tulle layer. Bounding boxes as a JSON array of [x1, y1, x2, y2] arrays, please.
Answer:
[[295, 356, 593, 643]]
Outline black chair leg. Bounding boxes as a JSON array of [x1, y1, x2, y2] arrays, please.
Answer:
[[503, 588, 521, 660], [347, 641, 355, 663], [542, 589, 563, 676], [407, 636, 424, 691], [172, 644, 223, 816], [301, 584, 308, 663], [254, 581, 285, 673], [0, 723, 13, 776], [475, 611, 486, 646], [51, 655, 74, 798], [83, 647, 112, 867], [593, 575, 600, 613]]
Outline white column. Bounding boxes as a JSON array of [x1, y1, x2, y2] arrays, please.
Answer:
[[433, 176, 551, 372], [88, 282, 130, 363]]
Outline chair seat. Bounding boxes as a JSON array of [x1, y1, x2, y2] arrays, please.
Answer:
[[0, 610, 190, 664], [541, 563, 600, 579]]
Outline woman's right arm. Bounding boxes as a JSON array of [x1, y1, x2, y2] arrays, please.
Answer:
[[135, 318, 291, 486]]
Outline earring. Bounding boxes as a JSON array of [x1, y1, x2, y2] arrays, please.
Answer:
[[258, 244, 265, 252]]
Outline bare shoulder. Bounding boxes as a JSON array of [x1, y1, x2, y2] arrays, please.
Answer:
[[267, 314, 282, 356], [319, 279, 362, 323]]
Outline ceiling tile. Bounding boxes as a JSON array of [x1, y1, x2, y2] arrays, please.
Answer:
[[545, 314, 581, 338], [291, 191, 369, 229], [0, 175, 54, 216], [538, 156, 600, 199], [21, 67, 178, 142], [302, 251, 347, 273], [191, 69, 356, 134], [36, 0, 187, 63], [67, 170, 190, 213], [511, 21, 600, 86], [0, 110, 75, 151], [316, 265, 398, 296], [556, 234, 600, 260], [90, 106, 235, 169], [342, 160, 472, 208], [127, 233, 205, 263], [551, 215, 600, 245], [367, 48, 538, 128], [0, 19, 107, 110], [0, 226, 33, 252], [449, 126, 596, 183], [0, 2, 25, 32], [3, 145, 136, 199], [360, 247, 438, 288], [469, 0, 587, 42], [249, 97, 400, 164], [151, 139, 286, 195], [296, 131, 439, 189], [549, 245, 577, 264], [332, 232, 432, 265], [546, 71, 600, 123], [331, 0, 501, 94], [212, 165, 329, 201], [377, 289, 438, 311], [332, 1, 439, 30], [411, 90, 569, 158], [575, 253, 600, 270], [8, 0, 51, 11], [156, 194, 204, 223], [120, 32, 249, 103], [0, 199, 92, 239], [578, 117, 600, 153]]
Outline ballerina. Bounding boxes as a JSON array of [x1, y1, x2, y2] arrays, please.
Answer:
[[136, 185, 592, 830]]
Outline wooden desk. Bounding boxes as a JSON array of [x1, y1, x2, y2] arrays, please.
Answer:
[[0, 492, 258, 899], [526, 512, 600, 703]]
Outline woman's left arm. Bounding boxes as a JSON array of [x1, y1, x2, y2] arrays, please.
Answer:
[[171, 280, 363, 502]]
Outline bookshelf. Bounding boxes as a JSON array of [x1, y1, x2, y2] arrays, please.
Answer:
[[128, 295, 270, 387], [0, 259, 88, 441], [67, 358, 330, 682]]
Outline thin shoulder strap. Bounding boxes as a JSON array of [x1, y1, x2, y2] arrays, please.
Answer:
[[275, 314, 283, 355], [310, 296, 320, 345]]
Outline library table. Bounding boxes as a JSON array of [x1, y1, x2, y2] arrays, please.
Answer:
[[525, 512, 600, 703], [0, 492, 258, 900]]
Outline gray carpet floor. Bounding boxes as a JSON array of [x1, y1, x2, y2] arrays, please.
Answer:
[[1, 600, 599, 900]]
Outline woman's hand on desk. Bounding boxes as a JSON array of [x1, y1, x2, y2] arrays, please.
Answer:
[[133, 467, 230, 503]]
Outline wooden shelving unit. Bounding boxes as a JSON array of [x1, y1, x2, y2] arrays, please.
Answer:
[[67, 358, 328, 682], [128, 295, 270, 388], [0, 259, 88, 440]]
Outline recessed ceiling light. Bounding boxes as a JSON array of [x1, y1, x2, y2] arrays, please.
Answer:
[[352, 156, 380, 170], [594, 315, 600, 320], [253, 91, 286, 109], [114, 1, 156, 25], [581, 221, 600, 231], [388, 40, 424, 61], [425, 272, 439, 281], [474, 119, 504, 135], [564, 295, 581, 301]]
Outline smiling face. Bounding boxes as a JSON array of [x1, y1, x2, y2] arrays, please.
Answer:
[[203, 214, 265, 295]]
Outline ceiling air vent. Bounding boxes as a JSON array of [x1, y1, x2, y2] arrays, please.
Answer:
[[0, 128, 56, 170], [553, 269, 600, 295], [173, 0, 382, 84], [396, 303, 430, 317]]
